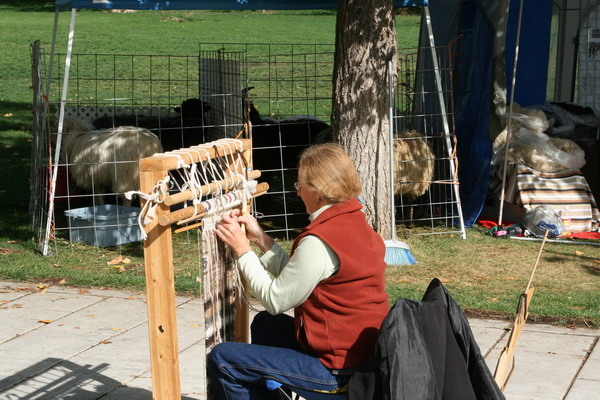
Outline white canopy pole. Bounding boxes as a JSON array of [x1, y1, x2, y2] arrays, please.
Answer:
[[497, 0, 524, 228], [46, 8, 60, 98], [43, 7, 77, 256]]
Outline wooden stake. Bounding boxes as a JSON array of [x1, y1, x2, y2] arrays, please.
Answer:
[[494, 229, 549, 391]]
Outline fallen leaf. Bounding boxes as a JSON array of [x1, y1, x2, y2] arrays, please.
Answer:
[[74, 326, 80, 329], [3, 113, 13, 117], [58, 279, 67, 285], [196, 276, 202, 283], [192, 324, 201, 327], [78, 288, 89, 295], [593, 260, 600, 264], [567, 325, 577, 329], [38, 320, 53, 324], [100, 340, 112, 344], [6, 240, 16, 244], [490, 298, 499, 303], [125, 296, 137, 300], [11, 304, 23, 308], [117, 266, 126, 273], [38, 283, 49, 294], [575, 250, 584, 256], [112, 327, 121, 331], [498, 246, 509, 250], [574, 306, 585, 310], [86, 314, 95, 318], [107, 255, 131, 265], [15, 287, 31, 291]]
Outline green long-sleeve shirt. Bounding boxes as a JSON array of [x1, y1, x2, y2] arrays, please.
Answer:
[[237, 205, 339, 315]]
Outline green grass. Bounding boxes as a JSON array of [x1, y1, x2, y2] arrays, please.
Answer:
[[1, 3, 599, 328]]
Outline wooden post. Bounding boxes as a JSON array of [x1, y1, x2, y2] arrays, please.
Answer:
[[233, 143, 252, 344], [140, 160, 181, 399]]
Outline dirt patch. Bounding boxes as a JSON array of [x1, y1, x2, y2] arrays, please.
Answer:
[[0, 247, 20, 255]]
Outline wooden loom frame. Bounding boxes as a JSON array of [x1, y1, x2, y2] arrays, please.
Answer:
[[139, 138, 262, 398]]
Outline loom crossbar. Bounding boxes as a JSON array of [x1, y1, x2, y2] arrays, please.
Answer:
[[164, 169, 262, 206], [159, 182, 270, 226], [139, 138, 254, 399]]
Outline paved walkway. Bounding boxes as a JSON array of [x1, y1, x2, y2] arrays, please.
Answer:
[[0, 281, 598, 399]]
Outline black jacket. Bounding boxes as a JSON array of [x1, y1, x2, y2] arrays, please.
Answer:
[[348, 279, 505, 400]]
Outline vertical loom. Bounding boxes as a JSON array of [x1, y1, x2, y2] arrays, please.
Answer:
[[137, 138, 267, 398]]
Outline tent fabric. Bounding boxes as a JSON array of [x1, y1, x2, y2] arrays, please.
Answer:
[[55, 0, 428, 11], [504, 0, 553, 108], [426, 0, 552, 227]]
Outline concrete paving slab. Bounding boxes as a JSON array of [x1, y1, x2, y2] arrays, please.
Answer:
[[179, 343, 207, 400], [486, 325, 598, 400], [565, 377, 600, 400], [0, 291, 104, 343], [577, 357, 600, 381], [0, 357, 124, 400], [0, 281, 598, 400], [588, 338, 600, 361], [470, 322, 509, 355]]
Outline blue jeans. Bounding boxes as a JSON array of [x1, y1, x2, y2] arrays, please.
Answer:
[[207, 311, 350, 400]]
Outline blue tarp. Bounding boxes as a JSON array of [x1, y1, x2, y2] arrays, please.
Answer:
[[55, 0, 427, 11], [427, 0, 551, 226], [505, 0, 553, 107]]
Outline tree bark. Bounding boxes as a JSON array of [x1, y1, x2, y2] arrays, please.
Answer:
[[332, 0, 397, 238]]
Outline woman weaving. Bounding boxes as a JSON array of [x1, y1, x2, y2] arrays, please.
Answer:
[[209, 143, 388, 399]]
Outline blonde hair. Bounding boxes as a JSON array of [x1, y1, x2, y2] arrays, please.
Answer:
[[298, 143, 362, 203]]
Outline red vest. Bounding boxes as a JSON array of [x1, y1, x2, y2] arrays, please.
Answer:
[[291, 198, 388, 369]]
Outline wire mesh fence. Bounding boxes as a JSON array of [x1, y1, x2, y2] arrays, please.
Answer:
[[30, 40, 465, 254], [393, 44, 464, 237]]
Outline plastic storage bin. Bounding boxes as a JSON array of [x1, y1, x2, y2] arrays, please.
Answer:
[[64, 205, 142, 247]]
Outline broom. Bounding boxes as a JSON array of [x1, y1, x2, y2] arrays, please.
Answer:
[[384, 48, 416, 266]]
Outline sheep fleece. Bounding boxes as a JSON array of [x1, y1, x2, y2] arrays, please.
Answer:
[[393, 130, 434, 200], [65, 126, 163, 194]]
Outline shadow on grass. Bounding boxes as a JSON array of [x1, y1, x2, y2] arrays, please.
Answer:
[[0, 101, 35, 243], [0, 100, 33, 132], [1, 1, 55, 12]]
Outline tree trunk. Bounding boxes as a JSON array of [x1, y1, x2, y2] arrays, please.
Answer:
[[332, 0, 397, 238]]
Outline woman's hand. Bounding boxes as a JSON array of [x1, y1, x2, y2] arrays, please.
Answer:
[[217, 209, 275, 255], [215, 211, 252, 258]]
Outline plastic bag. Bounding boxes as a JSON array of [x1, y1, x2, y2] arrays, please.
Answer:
[[494, 128, 586, 172], [521, 206, 565, 238], [506, 109, 550, 133]]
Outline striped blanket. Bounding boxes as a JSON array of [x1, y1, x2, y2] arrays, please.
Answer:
[[490, 163, 599, 233]]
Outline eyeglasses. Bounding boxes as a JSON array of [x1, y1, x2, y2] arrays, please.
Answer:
[[294, 182, 301, 191]]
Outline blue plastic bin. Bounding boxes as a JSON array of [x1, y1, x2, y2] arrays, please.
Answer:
[[64, 205, 142, 247]]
